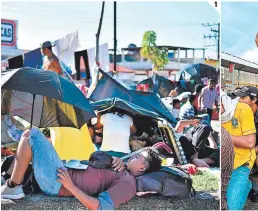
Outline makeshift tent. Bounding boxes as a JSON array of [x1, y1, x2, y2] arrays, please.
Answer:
[[176, 63, 218, 82], [91, 97, 162, 120], [89, 70, 178, 125], [2, 90, 88, 128], [1, 68, 95, 128], [137, 74, 176, 98], [176, 63, 218, 93]]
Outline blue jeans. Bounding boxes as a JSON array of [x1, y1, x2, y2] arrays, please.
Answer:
[[226, 166, 252, 210], [28, 128, 64, 196]]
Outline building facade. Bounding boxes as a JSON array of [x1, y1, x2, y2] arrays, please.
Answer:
[[1, 18, 28, 71]]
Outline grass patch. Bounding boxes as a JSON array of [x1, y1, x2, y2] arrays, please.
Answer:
[[192, 170, 219, 192]]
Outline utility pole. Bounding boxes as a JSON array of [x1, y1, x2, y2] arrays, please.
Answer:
[[95, 1, 105, 82], [202, 23, 220, 60], [114, 1, 117, 73], [96, 2, 105, 64]]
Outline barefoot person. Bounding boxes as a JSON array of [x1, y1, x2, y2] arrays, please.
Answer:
[[1, 128, 161, 210], [41, 41, 62, 75]]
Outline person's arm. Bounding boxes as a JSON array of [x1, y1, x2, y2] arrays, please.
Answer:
[[215, 100, 219, 112], [175, 119, 199, 133], [233, 104, 257, 149], [52, 60, 63, 75], [198, 90, 204, 109], [93, 114, 103, 130], [57, 169, 100, 210], [231, 134, 256, 149], [130, 124, 137, 135]]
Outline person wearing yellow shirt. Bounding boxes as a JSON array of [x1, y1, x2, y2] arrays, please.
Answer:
[[222, 86, 257, 210]]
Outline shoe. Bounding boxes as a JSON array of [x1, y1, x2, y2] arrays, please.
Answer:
[[1, 183, 25, 199]]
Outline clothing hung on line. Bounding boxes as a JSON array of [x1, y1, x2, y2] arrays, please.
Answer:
[[74, 50, 91, 80], [8, 55, 23, 69], [53, 31, 80, 75], [23, 48, 43, 69]]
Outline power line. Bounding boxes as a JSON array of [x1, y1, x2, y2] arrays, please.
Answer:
[[202, 22, 220, 60]]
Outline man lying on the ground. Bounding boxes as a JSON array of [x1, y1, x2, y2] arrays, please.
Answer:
[[176, 120, 219, 168], [1, 128, 162, 210]]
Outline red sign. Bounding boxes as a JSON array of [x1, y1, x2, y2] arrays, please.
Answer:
[[1, 19, 17, 47], [136, 84, 149, 92], [229, 63, 235, 73]]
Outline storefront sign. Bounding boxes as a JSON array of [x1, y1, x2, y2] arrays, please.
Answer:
[[1, 19, 18, 48]]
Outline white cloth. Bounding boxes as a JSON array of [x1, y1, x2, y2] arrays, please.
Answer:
[[221, 90, 239, 123], [161, 97, 173, 111], [100, 113, 133, 153], [171, 109, 180, 119], [53, 31, 80, 74], [176, 92, 191, 101]]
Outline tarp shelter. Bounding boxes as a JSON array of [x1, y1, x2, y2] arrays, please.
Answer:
[[176, 63, 218, 83], [176, 63, 218, 93], [89, 70, 178, 125], [1, 68, 95, 128], [91, 97, 162, 120], [137, 74, 176, 98]]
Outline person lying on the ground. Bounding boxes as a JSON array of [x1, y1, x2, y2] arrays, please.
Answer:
[[222, 87, 256, 210], [172, 119, 218, 167], [179, 94, 210, 125], [177, 123, 219, 168], [1, 128, 162, 210], [91, 110, 137, 157]]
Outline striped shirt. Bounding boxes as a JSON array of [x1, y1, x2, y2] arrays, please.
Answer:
[[221, 127, 234, 210], [179, 102, 195, 120], [200, 86, 218, 109]]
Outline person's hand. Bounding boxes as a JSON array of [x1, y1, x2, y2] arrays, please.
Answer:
[[256, 33, 258, 48], [193, 119, 200, 126], [57, 168, 75, 191], [192, 158, 210, 168], [112, 157, 125, 171]]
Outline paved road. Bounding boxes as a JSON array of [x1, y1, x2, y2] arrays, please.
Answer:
[[1, 194, 220, 210]]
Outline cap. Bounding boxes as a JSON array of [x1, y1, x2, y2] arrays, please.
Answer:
[[41, 41, 55, 48], [233, 86, 257, 98]]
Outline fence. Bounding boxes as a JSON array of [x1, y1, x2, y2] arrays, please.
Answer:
[[222, 66, 258, 91]]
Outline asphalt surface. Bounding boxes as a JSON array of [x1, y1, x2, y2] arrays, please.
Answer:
[[1, 194, 220, 210]]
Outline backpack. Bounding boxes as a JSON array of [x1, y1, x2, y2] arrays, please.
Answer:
[[136, 166, 195, 198], [1, 155, 42, 194]]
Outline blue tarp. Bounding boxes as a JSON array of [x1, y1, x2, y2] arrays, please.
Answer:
[[23, 48, 43, 69]]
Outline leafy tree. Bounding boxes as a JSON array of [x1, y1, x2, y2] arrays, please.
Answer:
[[140, 31, 169, 71]]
